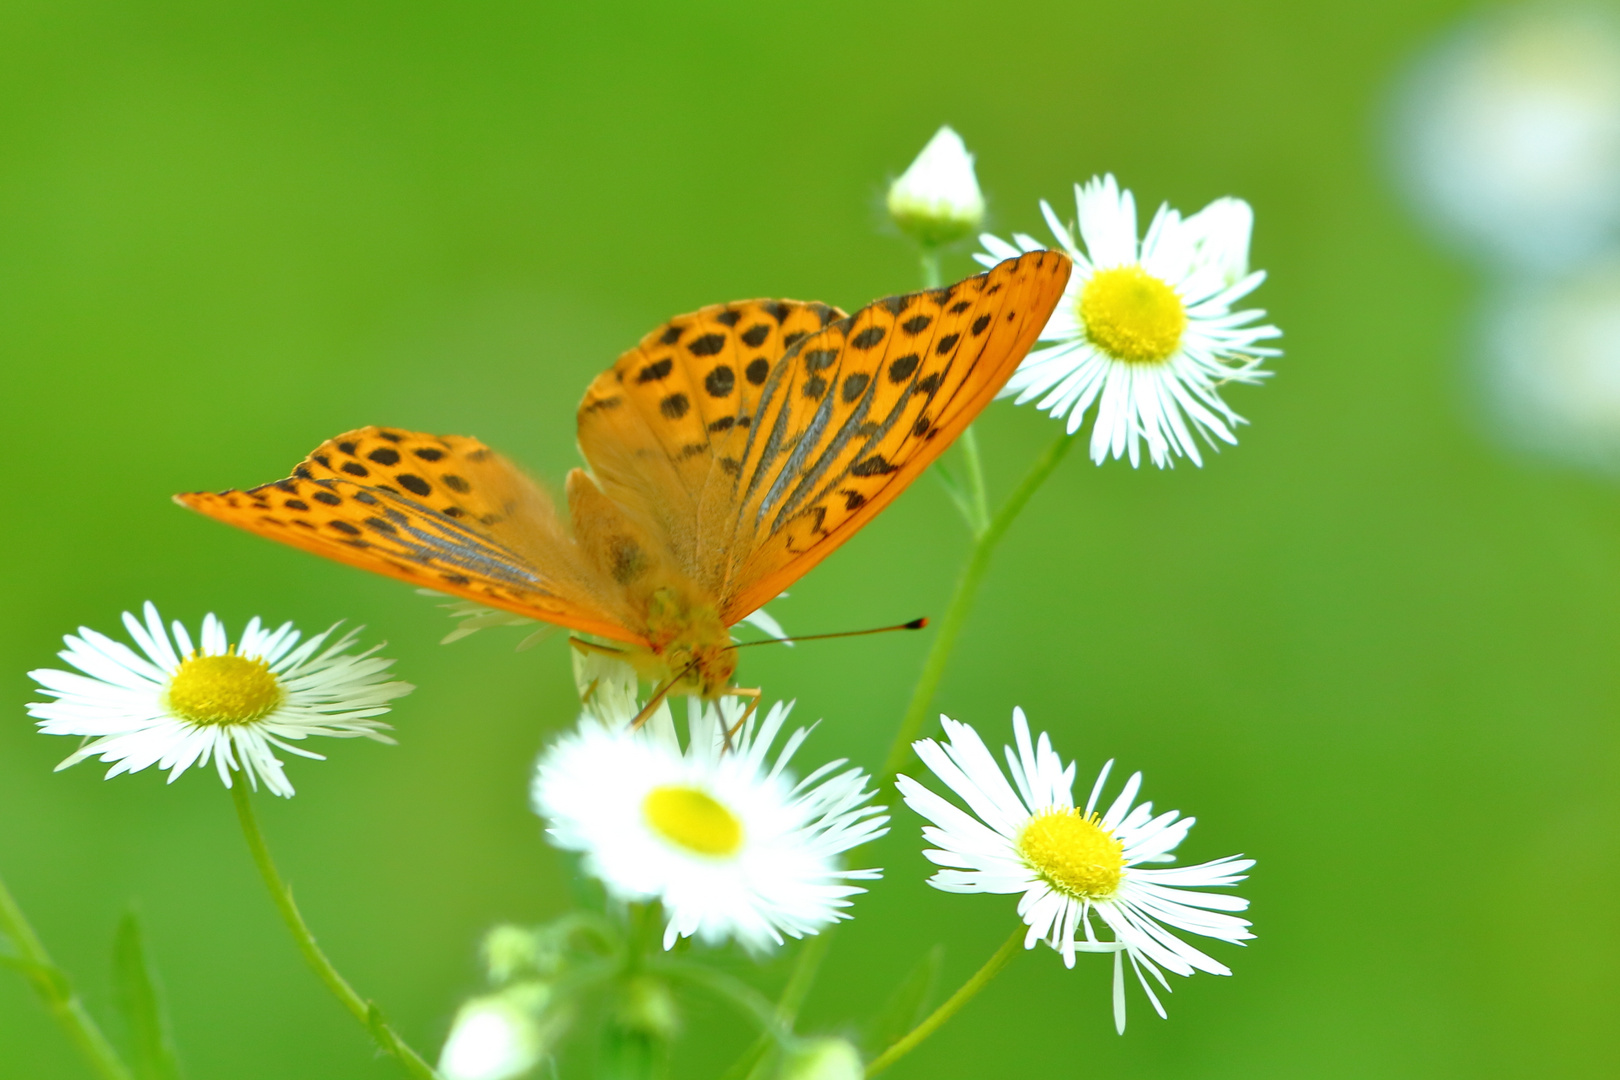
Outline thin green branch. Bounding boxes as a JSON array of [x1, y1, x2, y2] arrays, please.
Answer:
[[0, 872, 133, 1080], [879, 432, 1077, 781], [957, 426, 991, 536], [863, 928, 1023, 1077], [725, 932, 832, 1080], [650, 958, 792, 1046], [919, 250, 943, 290], [228, 780, 439, 1080]]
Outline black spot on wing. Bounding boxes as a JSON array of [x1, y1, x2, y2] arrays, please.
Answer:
[[688, 333, 726, 357], [705, 365, 735, 397], [851, 326, 886, 349], [638, 358, 674, 383]]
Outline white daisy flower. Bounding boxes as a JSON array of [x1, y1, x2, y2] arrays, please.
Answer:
[[28, 601, 413, 798], [532, 694, 888, 953], [897, 708, 1254, 1033], [888, 125, 986, 248], [975, 175, 1281, 468]]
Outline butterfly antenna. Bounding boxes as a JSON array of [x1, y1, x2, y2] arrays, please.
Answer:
[[727, 617, 928, 650]]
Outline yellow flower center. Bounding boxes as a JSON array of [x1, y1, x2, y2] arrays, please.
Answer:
[[1078, 265, 1187, 363], [642, 785, 743, 857], [164, 651, 284, 726], [1017, 807, 1125, 900]]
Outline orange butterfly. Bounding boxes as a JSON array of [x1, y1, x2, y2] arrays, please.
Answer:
[[177, 251, 1071, 699]]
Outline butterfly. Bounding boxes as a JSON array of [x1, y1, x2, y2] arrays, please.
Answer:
[[177, 250, 1071, 699]]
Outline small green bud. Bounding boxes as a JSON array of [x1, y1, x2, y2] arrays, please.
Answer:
[[481, 924, 544, 984], [887, 126, 986, 249], [612, 973, 679, 1041]]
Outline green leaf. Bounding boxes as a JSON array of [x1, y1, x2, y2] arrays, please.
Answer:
[[112, 912, 181, 1080], [862, 944, 945, 1057]]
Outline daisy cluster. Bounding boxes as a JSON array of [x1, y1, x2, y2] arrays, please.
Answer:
[[15, 125, 1276, 1080]]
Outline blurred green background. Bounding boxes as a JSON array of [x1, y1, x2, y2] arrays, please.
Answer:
[[4, 0, 1617, 1076]]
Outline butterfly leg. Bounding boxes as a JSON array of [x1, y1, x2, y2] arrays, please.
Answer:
[[628, 660, 700, 731], [721, 688, 763, 752], [569, 637, 628, 658]]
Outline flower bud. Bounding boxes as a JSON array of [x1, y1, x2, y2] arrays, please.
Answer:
[[437, 983, 556, 1080], [887, 126, 985, 248], [480, 924, 544, 984], [776, 1037, 863, 1080], [612, 973, 680, 1041]]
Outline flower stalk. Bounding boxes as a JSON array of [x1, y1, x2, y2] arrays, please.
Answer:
[[879, 432, 1076, 782], [228, 779, 439, 1080], [863, 926, 1024, 1077], [0, 872, 133, 1080]]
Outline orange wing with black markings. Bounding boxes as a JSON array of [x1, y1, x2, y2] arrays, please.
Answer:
[[176, 427, 643, 644], [570, 249, 1071, 625], [722, 250, 1070, 618], [176, 251, 1071, 690]]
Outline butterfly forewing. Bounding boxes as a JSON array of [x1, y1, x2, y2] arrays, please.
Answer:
[[177, 426, 642, 643], [719, 250, 1072, 621], [576, 298, 847, 593]]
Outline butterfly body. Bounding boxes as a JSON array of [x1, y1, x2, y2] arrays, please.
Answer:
[[177, 251, 1072, 696]]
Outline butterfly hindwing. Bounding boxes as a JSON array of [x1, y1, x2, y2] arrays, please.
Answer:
[[177, 426, 642, 643]]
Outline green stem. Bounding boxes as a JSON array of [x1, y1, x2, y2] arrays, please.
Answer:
[[958, 426, 991, 536], [726, 932, 831, 1080], [919, 249, 943, 290], [0, 873, 133, 1080], [863, 928, 1023, 1077], [228, 781, 439, 1080], [650, 959, 791, 1046], [879, 433, 1076, 782]]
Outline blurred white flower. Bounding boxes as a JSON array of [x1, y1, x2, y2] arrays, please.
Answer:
[[778, 1037, 863, 1080], [533, 695, 888, 953], [1392, 4, 1620, 272], [888, 126, 986, 248], [897, 708, 1253, 1033], [28, 602, 410, 798], [976, 176, 1280, 467], [438, 983, 558, 1080], [1480, 260, 1620, 471]]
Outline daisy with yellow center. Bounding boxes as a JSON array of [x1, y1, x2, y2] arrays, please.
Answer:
[[532, 682, 888, 953], [976, 174, 1281, 467], [28, 601, 412, 797], [897, 709, 1254, 1032]]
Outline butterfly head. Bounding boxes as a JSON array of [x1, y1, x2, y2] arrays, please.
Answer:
[[642, 587, 738, 698]]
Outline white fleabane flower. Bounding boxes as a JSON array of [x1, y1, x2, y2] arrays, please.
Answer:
[[28, 602, 412, 798], [533, 694, 888, 953], [897, 708, 1253, 1033], [888, 126, 986, 248], [976, 176, 1281, 468]]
